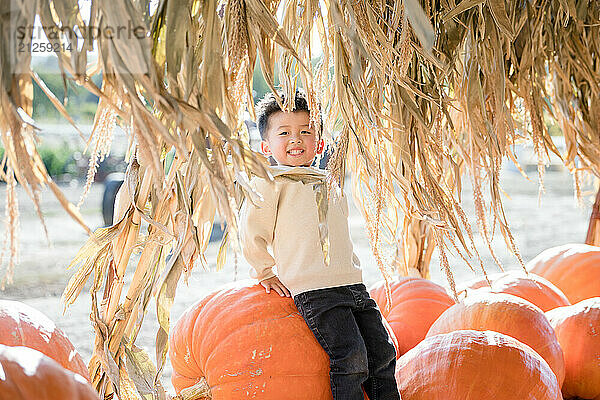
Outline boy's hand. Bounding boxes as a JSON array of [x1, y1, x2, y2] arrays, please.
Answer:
[[260, 276, 291, 297]]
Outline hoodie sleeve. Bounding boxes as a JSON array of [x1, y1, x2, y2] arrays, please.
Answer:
[[239, 178, 279, 282]]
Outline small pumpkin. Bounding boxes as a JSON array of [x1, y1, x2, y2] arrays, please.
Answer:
[[546, 297, 600, 400], [460, 270, 570, 311], [0, 299, 89, 380], [527, 243, 600, 303], [370, 277, 455, 357], [396, 330, 562, 400], [169, 281, 333, 399], [426, 293, 565, 386], [0, 344, 98, 400]]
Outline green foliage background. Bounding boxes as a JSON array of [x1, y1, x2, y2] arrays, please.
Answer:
[[32, 56, 101, 122]]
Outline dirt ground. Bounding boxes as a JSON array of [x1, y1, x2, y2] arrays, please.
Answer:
[[0, 166, 593, 395]]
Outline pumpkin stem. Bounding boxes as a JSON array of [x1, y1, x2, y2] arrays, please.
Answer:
[[174, 378, 211, 400]]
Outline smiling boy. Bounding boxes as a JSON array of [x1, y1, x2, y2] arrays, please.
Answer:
[[240, 89, 400, 399], [259, 109, 322, 168]]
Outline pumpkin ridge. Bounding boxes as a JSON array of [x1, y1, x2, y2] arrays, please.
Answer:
[[527, 244, 600, 303], [185, 291, 274, 369], [427, 293, 565, 386], [202, 310, 302, 357], [204, 312, 319, 380], [545, 298, 600, 399], [396, 330, 562, 399]]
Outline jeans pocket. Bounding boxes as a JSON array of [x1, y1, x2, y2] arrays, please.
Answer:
[[293, 293, 311, 319], [365, 296, 378, 310]]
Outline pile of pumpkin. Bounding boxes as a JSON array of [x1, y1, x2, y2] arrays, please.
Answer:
[[0, 300, 98, 399], [1, 243, 597, 399], [169, 243, 600, 400]]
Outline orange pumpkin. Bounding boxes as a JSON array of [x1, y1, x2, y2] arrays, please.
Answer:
[[527, 243, 600, 303], [396, 330, 562, 400], [427, 293, 565, 386], [0, 300, 89, 380], [169, 282, 333, 399], [460, 270, 570, 311], [370, 277, 454, 357], [458, 272, 505, 291], [0, 344, 99, 400], [546, 297, 600, 400]]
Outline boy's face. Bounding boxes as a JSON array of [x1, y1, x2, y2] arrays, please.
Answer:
[[261, 110, 324, 167]]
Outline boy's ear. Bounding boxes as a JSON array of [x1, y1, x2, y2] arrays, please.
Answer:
[[316, 139, 325, 154], [260, 140, 272, 156]]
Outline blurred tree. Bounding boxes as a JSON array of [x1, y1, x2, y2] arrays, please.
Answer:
[[251, 57, 276, 103], [32, 56, 101, 122]]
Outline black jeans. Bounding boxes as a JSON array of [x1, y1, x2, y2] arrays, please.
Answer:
[[294, 284, 400, 400]]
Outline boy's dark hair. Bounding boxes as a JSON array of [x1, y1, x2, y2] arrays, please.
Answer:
[[255, 89, 322, 140]]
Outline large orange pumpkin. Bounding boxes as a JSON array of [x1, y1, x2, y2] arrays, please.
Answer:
[[527, 243, 600, 303], [370, 277, 455, 357], [426, 293, 565, 386], [0, 344, 99, 400], [546, 297, 600, 400], [460, 270, 570, 311], [0, 300, 89, 380], [396, 330, 562, 400], [457, 272, 505, 291], [169, 281, 333, 399]]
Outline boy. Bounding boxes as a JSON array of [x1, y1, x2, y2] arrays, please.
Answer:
[[240, 89, 400, 399]]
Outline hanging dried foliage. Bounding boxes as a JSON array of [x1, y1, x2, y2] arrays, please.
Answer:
[[0, 0, 599, 397]]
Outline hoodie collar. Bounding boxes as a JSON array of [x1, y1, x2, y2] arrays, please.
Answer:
[[269, 165, 327, 179]]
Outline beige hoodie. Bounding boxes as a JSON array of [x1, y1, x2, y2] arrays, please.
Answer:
[[239, 166, 363, 297]]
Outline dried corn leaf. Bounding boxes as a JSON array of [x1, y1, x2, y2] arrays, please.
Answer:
[[124, 344, 165, 400]]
